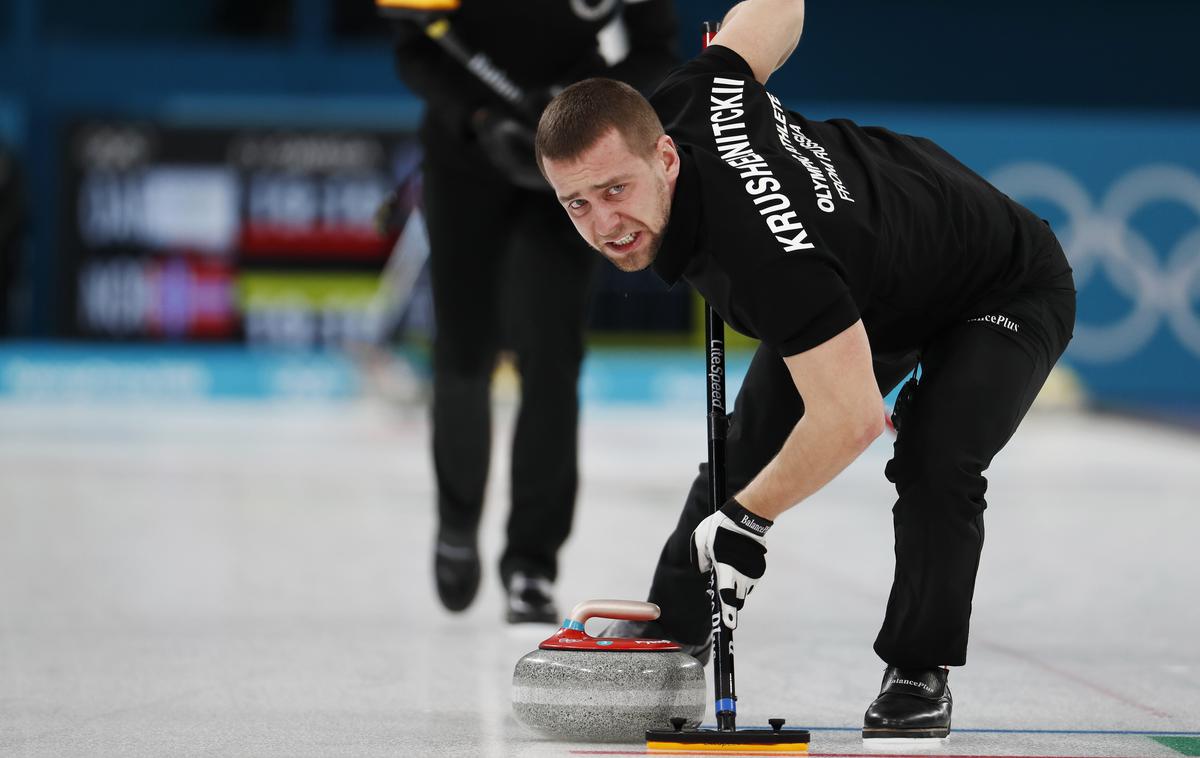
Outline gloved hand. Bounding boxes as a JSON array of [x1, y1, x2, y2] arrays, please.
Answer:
[[471, 108, 549, 191], [690, 498, 772, 630]]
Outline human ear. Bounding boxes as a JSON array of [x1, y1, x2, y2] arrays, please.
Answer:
[[657, 135, 679, 180]]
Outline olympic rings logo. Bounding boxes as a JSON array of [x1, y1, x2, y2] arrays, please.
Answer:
[[990, 162, 1200, 363]]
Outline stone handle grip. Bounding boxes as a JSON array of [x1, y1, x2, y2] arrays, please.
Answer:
[[566, 599, 660, 625]]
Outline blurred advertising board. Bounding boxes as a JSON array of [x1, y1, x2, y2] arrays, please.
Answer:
[[62, 121, 426, 348], [60, 119, 693, 351]]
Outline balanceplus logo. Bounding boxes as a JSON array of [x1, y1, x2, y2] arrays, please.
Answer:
[[739, 514, 769, 535], [969, 313, 1021, 333], [888, 676, 935, 692]]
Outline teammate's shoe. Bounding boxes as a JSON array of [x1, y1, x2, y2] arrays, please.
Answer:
[[862, 666, 952, 742], [433, 528, 480, 612], [595, 618, 712, 665], [505, 572, 559, 624]]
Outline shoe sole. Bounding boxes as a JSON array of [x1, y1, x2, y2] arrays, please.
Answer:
[[863, 730, 950, 745]]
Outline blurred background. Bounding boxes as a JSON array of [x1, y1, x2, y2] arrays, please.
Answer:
[[0, 0, 1196, 416]]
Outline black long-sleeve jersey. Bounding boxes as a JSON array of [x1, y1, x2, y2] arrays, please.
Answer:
[[385, 0, 679, 144]]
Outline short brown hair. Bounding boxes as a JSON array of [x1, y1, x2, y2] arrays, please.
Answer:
[[535, 78, 665, 174]]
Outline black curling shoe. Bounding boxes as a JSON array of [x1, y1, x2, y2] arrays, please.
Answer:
[[433, 529, 480, 612], [505, 572, 559, 624], [862, 666, 952, 741]]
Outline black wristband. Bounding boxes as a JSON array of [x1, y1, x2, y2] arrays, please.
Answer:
[[720, 497, 773, 536]]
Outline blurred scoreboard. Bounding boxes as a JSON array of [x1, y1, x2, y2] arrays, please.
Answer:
[[63, 121, 424, 347]]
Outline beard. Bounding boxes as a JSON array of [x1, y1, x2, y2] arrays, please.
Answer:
[[595, 173, 671, 273], [605, 230, 663, 272]]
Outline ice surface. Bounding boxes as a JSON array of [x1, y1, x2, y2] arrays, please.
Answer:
[[1, 398, 1197, 757]]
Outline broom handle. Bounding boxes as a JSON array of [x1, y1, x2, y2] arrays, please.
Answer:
[[707, 299, 737, 732], [701, 22, 737, 733], [377, 3, 536, 120]]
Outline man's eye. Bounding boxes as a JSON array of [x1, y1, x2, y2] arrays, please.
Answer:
[[606, 184, 626, 196], [568, 199, 587, 210]]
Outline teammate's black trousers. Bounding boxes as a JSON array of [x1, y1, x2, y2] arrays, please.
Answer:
[[648, 241, 1075, 668], [421, 135, 596, 586]]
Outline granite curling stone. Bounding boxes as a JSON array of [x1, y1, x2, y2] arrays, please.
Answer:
[[511, 599, 706, 742]]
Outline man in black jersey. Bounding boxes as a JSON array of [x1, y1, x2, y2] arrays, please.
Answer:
[[381, 0, 678, 624], [535, 0, 1075, 742]]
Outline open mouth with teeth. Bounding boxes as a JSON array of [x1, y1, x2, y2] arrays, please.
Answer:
[[605, 231, 641, 253]]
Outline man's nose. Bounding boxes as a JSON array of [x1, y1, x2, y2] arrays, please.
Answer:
[[595, 206, 621, 237]]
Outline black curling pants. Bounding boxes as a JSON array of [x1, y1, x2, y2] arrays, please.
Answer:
[[647, 247, 1075, 668], [422, 139, 596, 586]]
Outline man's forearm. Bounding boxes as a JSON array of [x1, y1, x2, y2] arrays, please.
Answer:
[[735, 401, 881, 521]]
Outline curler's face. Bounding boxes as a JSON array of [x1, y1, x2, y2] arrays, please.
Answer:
[[544, 129, 679, 272]]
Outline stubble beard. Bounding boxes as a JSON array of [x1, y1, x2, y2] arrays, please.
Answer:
[[601, 175, 671, 273], [607, 233, 661, 273]]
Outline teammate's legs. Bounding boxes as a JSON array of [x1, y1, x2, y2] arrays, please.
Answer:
[[422, 149, 519, 552], [499, 194, 596, 587]]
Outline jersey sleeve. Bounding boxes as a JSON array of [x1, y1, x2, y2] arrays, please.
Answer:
[[654, 44, 754, 90], [739, 255, 861, 357], [649, 45, 756, 140]]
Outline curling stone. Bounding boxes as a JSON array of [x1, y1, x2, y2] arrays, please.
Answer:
[[511, 599, 706, 742]]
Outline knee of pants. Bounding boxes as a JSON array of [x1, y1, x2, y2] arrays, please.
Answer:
[[886, 443, 989, 519]]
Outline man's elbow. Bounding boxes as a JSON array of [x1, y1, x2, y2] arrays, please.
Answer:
[[851, 405, 886, 452]]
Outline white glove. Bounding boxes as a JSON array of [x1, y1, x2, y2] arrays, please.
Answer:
[[690, 498, 772, 630]]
